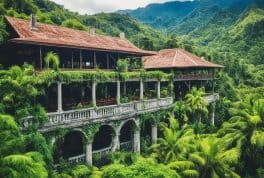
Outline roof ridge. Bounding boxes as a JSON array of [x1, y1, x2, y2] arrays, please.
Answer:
[[172, 48, 179, 66], [179, 49, 198, 66]]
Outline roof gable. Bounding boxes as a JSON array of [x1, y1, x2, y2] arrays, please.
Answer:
[[144, 48, 224, 69], [5, 16, 155, 56]]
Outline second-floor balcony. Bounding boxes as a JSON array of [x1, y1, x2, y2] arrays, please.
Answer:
[[203, 93, 219, 104], [175, 73, 214, 81], [24, 97, 173, 132]]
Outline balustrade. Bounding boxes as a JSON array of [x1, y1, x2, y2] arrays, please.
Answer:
[[203, 93, 219, 103], [68, 154, 86, 165], [92, 146, 112, 157], [175, 73, 214, 81], [23, 97, 173, 130], [120, 141, 133, 150]]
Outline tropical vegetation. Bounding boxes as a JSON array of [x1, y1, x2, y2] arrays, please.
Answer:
[[0, 0, 263, 177]]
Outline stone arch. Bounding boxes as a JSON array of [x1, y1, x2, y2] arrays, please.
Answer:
[[118, 118, 140, 151], [117, 118, 139, 134], [53, 129, 86, 163], [92, 124, 116, 151], [140, 119, 152, 147]]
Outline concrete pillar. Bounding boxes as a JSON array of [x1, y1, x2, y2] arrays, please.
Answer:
[[80, 50, 83, 69], [133, 130, 140, 153], [57, 82, 63, 112], [117, 80, 120, 105], [140, 80, 144, 100], [157, 80, 161, 99], [112, 133, 120, 151], [51, 136, 56, 145], [85, 143, 92, 166], [151, 124, 158, 144], [92, 82, 97, 107], [211, 103, 216, 126]]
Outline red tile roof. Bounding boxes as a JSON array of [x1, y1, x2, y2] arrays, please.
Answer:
[[5, 16, 156, 56], [144, 48, 224, 69]]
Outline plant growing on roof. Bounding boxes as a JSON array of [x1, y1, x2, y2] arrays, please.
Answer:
[[44, 51, 60, 71], [116, 59, 129, 72]]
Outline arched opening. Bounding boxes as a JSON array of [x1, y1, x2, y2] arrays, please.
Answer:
[[92, 125, 115, 167], [141, 120, 152, 149], [53, 131, 85, 163], [92, 125, 115, 151], [119, 120, 136, 151]]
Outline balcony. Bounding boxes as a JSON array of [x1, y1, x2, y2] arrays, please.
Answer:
[[24, 97, 173, 132], [175, 73, 214, 81], [203, 93, 219, 104]]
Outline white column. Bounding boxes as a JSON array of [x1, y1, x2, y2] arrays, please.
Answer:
[[51, 136, 56, 145], [112, 133, 120, 151], [57, 82, 63, 112], [157, 80, 161, 99], [151, 124, 158, 144], [211, 103, 216, 126], [140, 80, 144, 100], [85, 143, 92, 166], [92, 82, 97, 107], [117, 81, 120, 105], [133, 130, 140, 153]]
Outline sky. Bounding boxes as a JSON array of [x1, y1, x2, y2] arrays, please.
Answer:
[[51, 0, 186, 15]]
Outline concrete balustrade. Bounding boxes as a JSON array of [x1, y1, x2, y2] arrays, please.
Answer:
[[27, 97, 173, 132]]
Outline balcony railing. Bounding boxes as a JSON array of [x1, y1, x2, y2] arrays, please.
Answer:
[[203, 93, 219, 104], [175, 73, 214, 81], [92, 146, 112, 157], [68, 154, 86, 165], [23, 97, 173, 132], [120, 141, 133, 151]]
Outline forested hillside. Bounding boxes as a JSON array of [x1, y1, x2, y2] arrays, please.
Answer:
[[119, 0, 264, 87], [0, 0, 264, 178]]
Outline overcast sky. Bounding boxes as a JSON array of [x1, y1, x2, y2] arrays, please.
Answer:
[[51, 0, 187, 15]]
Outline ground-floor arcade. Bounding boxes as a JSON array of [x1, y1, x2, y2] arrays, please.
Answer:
[[52, 117, 159, 166]]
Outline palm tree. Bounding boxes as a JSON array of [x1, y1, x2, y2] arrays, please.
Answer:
[[151, 116, 196, 164], [44, 51, 60, 71], [0, 115, 48, 178], [173, 100, 191, 125], [0, 152, 48, 178], [185, 87, 208, 123], [218, 96, 264, 174], [190, 136, 240, 178]]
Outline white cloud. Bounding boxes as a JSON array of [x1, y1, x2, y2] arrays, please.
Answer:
[[51, 0, 185, 15]]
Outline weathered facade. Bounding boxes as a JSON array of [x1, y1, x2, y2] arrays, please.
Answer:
[[1, 15, 223, 166]]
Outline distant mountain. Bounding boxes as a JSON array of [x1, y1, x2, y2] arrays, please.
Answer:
[[117, 0, 257, 30]]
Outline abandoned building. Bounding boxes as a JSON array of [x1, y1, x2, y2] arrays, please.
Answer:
[[0, 15, 223, 166]]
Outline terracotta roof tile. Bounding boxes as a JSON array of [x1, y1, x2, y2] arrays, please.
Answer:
[[5, 16, 155, 56], [144, 48, 224, 69]]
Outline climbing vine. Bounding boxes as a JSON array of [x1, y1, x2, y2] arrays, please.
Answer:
[[82, 123, 101, 143], [36, 69, 172, 84], [140, 109, 170, 127]]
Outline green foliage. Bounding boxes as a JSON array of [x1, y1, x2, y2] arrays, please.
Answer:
[[185, 87, 208, 123], [102, 157, 179, 178], [190, 137, 241, 178], [152, 116, 196, 163], [25, 132, 53, 168], [173, 100, 191, 125], [0, 152, 48, 178], [83, 124, 101, 143], [44, 51, 60, 71], [116, 59, 129, 72], [61, 19, 87, 31], [71, 165, 91, 178], [0, 64, 47, 124], [0, 114, 48, 178]]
